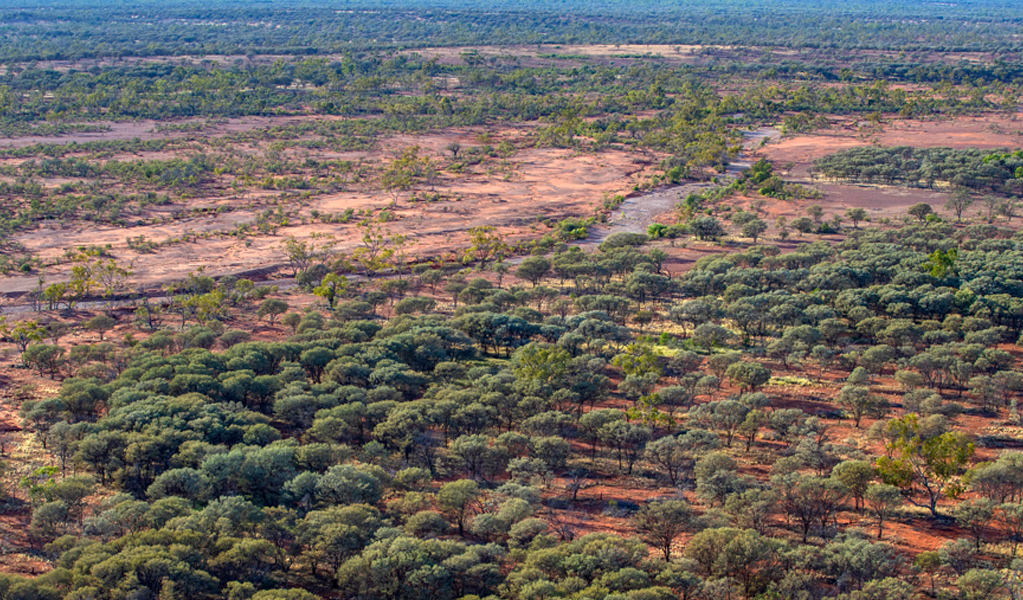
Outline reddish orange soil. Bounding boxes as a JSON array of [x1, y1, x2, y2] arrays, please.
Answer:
[[0, 123, 664, 298]]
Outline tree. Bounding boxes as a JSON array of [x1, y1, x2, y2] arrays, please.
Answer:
[[282, 312, 302, 332], [925, 248, 958, 278], [806, 205, 824, 224], [820, 537, 901, 591], [832, 460, 875, 510], [280, 235, 336, 277], [353, 221, 397, 274], [381, 146, 426, 206], [83, 314, 116, 341], [31, 501, 71, 540], [393, 296, 436, 315], [999, 198, 1018, 221], [646, 435, 696, 486], [957, 568, 1005, 600], [691, 401, 750, 447], [837, 385, 883, 428], [47, 421, 82, 475], [864, 484, 902, 539], [512, 343, 571, 388], [695, 451, 747, 506], [451, 435, 504, 482], [633, 500, 693, 561], [0, 318, 46, 355], [58, 378, 108, 422], [809, 345, 836, 381], [23, 344, 64, 377], [724, 488, 776, 534], [741, 218, 768, 244], [738, 409, 767, 452], [438, 479, 481, 536], [47, 474, 95, 524], [689, 217, 725, 241], [997, 503, 1023, 555], [313, 273, 348, 309], [772, 473, 848, 542], [189, 289, 227, 326], [257, 298, 289, 326], [685, 527, 787, 598], [598, 421, 651, 474], [725, 361, 771, 393], [315, 464, 386, 506], [579, 409, 624, 459], [791, 217, 814, 235], [875, 414, 975, 516], [43, 282, 71, 310], [516, 257, 551, 287], [908, 202, 934, 221], [93, 258, 133, 298], [982, 194, 1001, 222], [845, 207, 868, 228], [252, 590, 319, 600], [300, 347, 334, 384], [134, 299, 164, 331], [955, 498, 995, 550], [945, 189, 974, 223], [463, 226, 507, 270], [336, 534, 498, 600]]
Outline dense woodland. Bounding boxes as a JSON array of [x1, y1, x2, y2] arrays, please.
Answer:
[[4, 220, 1023, 600], [814, 147, 1023, 194], [6, 1, 1023, 600], [3, 0, 1023, 60]]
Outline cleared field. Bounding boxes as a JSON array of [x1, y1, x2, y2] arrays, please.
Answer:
[[0, 123, 663, 297]]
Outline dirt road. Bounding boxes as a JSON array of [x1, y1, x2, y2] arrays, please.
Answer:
[[585, 126, 780, 242]]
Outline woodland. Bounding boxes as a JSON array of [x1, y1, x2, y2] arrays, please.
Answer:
[[3, 2, 1023, 600]]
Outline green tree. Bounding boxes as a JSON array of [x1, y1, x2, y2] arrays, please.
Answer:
[[741, 218, 768, 244], [313, 273, 348, 309], [864, 484, 902, 540], [845, 207, 868, 228], [299, 347, 334, 384], [646, 434, 708, 486], [832, 460, 875, 510], [381, 146, 429, 206], [791, 216, 815, 235], [0, 318, 46, 354], [83, 314, 116, 341], [925, 248, 958, 278], [598, 421, 651, 474], [257, 298, 289, 326], [876, 414, 975, 516], [512, 343, 571, 387], [685, 527, 787, 598], [955, 498, 995, 550], [837, 385, 878, 428], [772, 473, 848, 542], [957, 568, 1005, 600], [997, 503, 1023, 555], [689, 217, 725, 241], [466, 226, 507, 270], [908, 202, 934, 221], [438, 479, 481, 536], [516, 257, 551, 287], [945, 189, 974, 223], [725, 361, 771, 393], [633, 500, 693, 561], [23, 344, 64, 378]]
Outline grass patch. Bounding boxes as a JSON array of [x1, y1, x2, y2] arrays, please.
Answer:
[[768, 375, 818, 387]]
